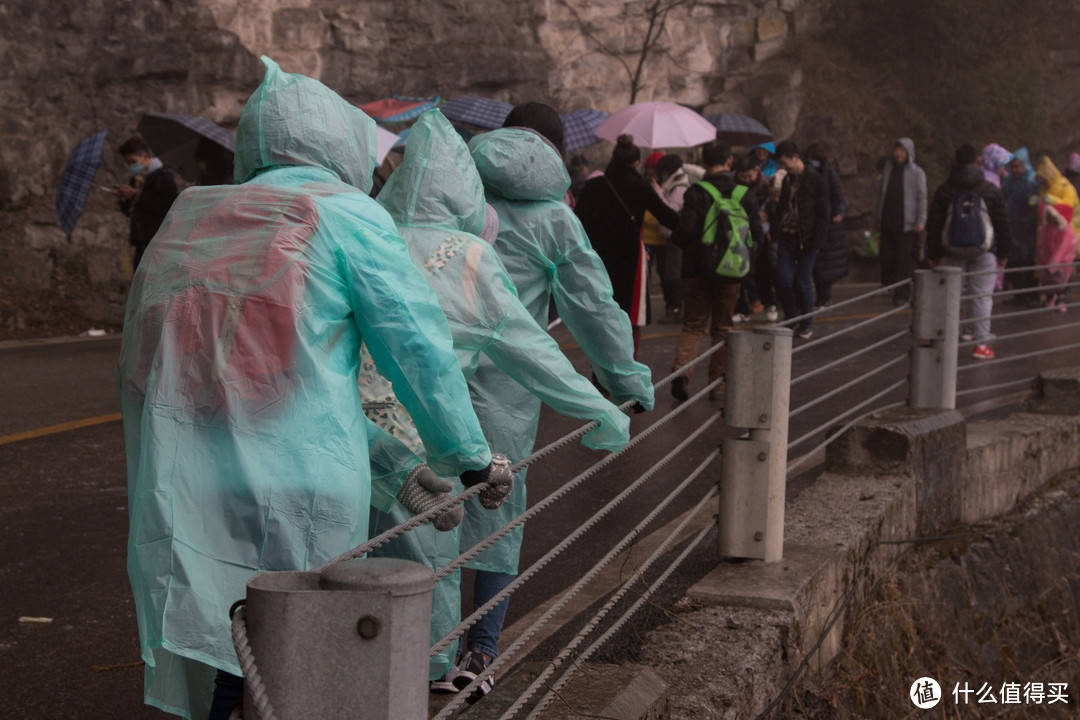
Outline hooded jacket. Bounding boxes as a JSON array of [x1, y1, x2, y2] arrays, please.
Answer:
[[876, 137, 928, 232], [1001, 147, 1039, 263], [366, 111, 631, 675], [465, 128, 653, 573], [118, 58, 489, 717], [925, 163, 1011, 262]]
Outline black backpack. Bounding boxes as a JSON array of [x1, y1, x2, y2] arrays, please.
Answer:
[[942, 189, 992, 258]]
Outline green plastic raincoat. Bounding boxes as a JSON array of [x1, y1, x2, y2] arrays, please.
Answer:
[[360, 110, 630, 677], [117, 58, 490, 718], [464, 128, 655, 574]]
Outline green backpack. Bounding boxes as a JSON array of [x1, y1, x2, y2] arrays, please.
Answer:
[[698, 181, 752, 279]]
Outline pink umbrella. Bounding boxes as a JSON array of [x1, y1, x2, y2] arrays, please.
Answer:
[[594, 101, 715, 149]]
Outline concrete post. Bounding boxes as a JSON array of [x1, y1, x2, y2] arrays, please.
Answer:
[[909, 266, 961, 409], [719, 326, 792, 562], [243, 557, 434, 719]]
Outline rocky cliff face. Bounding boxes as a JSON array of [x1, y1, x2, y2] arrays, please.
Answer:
[[3, 0, 1077, 337]]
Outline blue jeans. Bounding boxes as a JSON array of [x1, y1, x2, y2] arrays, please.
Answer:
[[467, 570, 514, 658], [776, 242, 818, 328]]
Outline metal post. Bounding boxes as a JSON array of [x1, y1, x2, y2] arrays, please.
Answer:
[[243, 557, 434, 719], [909, 267, 961, 409], [719, 325, 792, 562]]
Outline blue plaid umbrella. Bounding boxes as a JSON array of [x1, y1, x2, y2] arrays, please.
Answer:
[[56, 130, 108, 239], [440, 96, 513, 130], [704, 113, 772, 146], [137, 112, 236, 182], [561, 109, 610, 152]]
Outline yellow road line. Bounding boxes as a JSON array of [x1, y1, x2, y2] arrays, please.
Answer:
[[0, 413, 122, 446]]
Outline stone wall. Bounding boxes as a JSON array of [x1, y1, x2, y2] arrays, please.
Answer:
[[2, 0, 827, 337]]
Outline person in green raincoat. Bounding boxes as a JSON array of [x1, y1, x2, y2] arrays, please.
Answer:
[[357, 109, 632, 693], [456, 103, 655, 693], [117, 58, 505, 720]]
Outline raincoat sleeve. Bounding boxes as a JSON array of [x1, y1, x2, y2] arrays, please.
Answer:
[[466, 250, 631, 452], [328, 196, 492, 477], [547, 206, 655, 410], [365, 416, 424, 512]]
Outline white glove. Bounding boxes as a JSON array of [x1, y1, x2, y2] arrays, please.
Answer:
[[396, 465, 463, 532], [459, 454, 514, 510]]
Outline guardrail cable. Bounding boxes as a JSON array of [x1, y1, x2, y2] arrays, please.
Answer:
[[786, 398, 906, 478], [956, 340, 1080, 373], [791, 329, 909, 387], [437, 379, 724, 580], [790, 353, 908, 420], [430, 413, 722, 656], [958, 302, 1077, 329], [955, 376, 1034, 398], [518, 507, 719, 720], [787, 378, 908, 455], [434, 457, 721, 719], [792, 303, 911, 355], [777, 280, 911, 332]]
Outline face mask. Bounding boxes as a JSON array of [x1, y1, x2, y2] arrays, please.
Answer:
[[130, 163, 145, 176]]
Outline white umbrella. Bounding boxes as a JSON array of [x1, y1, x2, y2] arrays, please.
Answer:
[[375, 126, 400, 166], [594, 101, 716, 149]]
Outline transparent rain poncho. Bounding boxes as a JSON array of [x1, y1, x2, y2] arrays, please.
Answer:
[[359, 110, 630, 677], [464, 128, 654, 574], [117, 58, 490, 718]]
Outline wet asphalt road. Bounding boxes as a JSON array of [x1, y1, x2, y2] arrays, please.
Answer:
[[2, 283, 1078, 718]]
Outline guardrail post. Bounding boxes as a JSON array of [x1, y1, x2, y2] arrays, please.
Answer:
[[719, 325, 792, 562], [243, 557, 434, 719], [909, 266, 962, 409]]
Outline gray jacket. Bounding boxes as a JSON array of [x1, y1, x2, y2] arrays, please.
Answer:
[[876, 137, 928, 232]]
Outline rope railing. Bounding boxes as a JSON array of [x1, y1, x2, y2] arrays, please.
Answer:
[[790, 353, 908, 420], [957, 340, 1080, 373], [961, 259, 1080, 279], [433, 453, 721, 718], [786, 398, 907, 478], [792, 302, 911, 355], [430, 412, 722, 654], [777, 279, 911, 332], [787, 377, 908, 455], [957, 300, 1075, 331], [511, 496, 719, 719], [955, 376, 1034, 399], [791, 328, 909, 387], [438, 378, 723, 580], [962, 317, 1080, 349]]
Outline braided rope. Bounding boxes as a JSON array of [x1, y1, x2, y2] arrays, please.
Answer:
[[435, 378, 723, 581], [230, 604, 277, 720], [430, 416, 721, 657], [435, 459, 721, 719], [517, 497, 720, 719]]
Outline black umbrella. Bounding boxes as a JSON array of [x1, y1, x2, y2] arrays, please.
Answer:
[[136, 112, 236, 183], [704, 113, 773, 147]]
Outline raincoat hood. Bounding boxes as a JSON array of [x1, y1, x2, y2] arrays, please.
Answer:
[[750, 141, 776, 156], [1011, 147, 1036, 182], [1037, 156, 1078, 204], [379, 110, 486, 235], [980, 143, 1012, 173], [234, 56, 377, 192], [895, 137, 916, 164], [469, 128, 571, 203]]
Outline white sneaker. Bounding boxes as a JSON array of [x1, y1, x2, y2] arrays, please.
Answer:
[[430, 659, 463, 693], [765, 305, 779, 322], [960, 331, 974, 342], [731, 313, 750, 324]]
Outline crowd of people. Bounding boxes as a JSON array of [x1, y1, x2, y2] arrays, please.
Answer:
[[115, 57, 1079, 719]]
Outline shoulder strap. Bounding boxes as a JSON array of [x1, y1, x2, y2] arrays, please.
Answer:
[[602, 174, 638, 228]]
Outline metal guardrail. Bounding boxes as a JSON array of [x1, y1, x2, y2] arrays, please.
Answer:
[[234, 259, 1080, 719]]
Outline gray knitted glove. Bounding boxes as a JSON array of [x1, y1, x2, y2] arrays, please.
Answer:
[[396, 465, 463, 532], [459, 454, 514, 510]]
